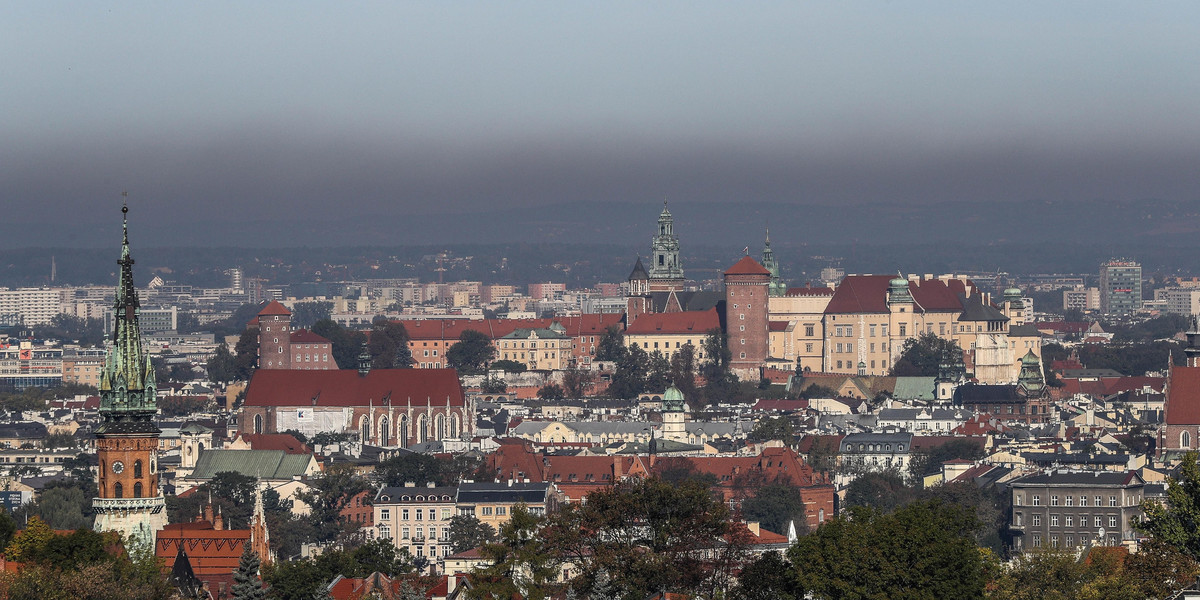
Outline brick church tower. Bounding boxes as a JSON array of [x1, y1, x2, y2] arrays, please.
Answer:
[[93, 200, 168, 552], [724, 255, 771, 378], [257, 301, 292, 369]]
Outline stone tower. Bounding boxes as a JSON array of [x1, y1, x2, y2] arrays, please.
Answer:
[[647, 202, 684, 292], [93, 200, 168, 552], [724, 255, 772, 378], [661, 385, 687, 443], [257, 301, 292, 369]]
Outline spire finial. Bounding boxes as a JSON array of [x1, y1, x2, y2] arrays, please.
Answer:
[[765, 226, 771, 245], [121, 191, 130, 245]]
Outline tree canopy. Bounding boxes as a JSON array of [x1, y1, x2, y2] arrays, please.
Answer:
[[446, 329, 496, 375], [889, 333, 963, 377]]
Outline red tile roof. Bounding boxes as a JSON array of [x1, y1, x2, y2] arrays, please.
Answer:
[[156, 523, 249, 577], [1166, 365, 1200, 425], [768, 321, 790, 332], [258, 300, 291, 316], [725, 256, 772, 276], [236, 433, 312, 454], [824, 275, 975, 314], [244, 368, 465, 407], [626, 308, 720, 335], [289, 329, 331, 344]]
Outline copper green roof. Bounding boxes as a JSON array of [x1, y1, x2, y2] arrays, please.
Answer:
[[189, 450, 314, 481]]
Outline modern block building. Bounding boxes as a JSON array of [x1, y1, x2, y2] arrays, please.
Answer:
[[1099, 260, 1142, 315]]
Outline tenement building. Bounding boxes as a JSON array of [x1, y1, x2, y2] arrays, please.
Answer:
[[1008, 471, 1145, 552]]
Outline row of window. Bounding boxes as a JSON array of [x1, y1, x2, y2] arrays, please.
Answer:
[[1018, 513, 1121, 529], [1031, 533, 1119, 548], [379, 508, 454, 521], [834, 359, 888, 370], [1017, 494, 1126, 507]]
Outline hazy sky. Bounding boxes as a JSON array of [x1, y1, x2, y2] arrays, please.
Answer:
[[4, 2, 1200, 242]]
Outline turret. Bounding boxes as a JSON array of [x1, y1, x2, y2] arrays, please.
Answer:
[[1017, 350, 1045, 393], [762, 229, 786, 297]]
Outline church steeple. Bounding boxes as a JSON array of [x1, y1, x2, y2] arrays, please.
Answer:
[[647, 202, 684, 289], [94, 196, 168, 554], [762, 228, 785, 297], [99, 199, 158, 428]]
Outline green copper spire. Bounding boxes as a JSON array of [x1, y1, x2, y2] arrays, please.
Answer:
[[762, 228, 786, 297], [98, 199, 158, 431]]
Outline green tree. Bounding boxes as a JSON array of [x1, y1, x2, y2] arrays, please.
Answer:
[[608, 343, 649, 399], [470, 504, 559, 600], [368, 316, 414, 369], [480, 377, 507, 394], [490, 359, 527, 373], [843, 470, 920, 512], [446, 330, 496, 375], [734, 551, 801, 600], [290, 301, 333, 330], [645, 350, 671, 394], [890, 333, 963, 377], [231, 545, 267, 600], [789, 500, 989, 600], [350, 538, 413, 577], [378, 453, 449, 488], [448, 513, 498, 553], [669, 342, 700, 409], [0, 508, 16, 551], [1137, 451, 1200, 559], [206, 342, 238, 383], [748, 416, 795, 445], [537, 383, 565, 401], [741, 482, 807, 536], [908, 438, 986, 479], [311, 319, 367, 370], [594, 326, 626, 362], [561, 364, 596, 399], [548, 477, 737, 600], [233, 327, 260, 380], [19, 485, 92, 530], [294, 463, 370, 544]]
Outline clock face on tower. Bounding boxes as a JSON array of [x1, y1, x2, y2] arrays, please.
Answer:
[[112, 461, 124, 474]]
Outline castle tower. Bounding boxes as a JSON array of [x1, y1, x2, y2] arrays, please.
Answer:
[[626, 257, 651, 323], [724, 256, 771, 378], [93, 200, 169, 552], [761, 229, 786, 297], [647, 202, 685, 292], [661, 385, 687, 443], [1017, 350, 1046, 394], [257, 301, 292, 369], [1002, 287, 1026, 326], [886, 276, 915, 365]]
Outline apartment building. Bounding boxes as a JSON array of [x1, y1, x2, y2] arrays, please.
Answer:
[[1009, 471, 1145, 553]]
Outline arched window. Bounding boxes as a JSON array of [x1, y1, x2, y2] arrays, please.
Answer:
[[1183, 431, 1192, 449], [114, 482, 123, 499], [134, 460, 143, 479], [254, 414, 264, 434], [134, 482, 143, 498], [436, 415, 446, 440], [360, 416, 371, 444], [399, 416, 410, 449], [450, 415, 459, 439], [379, 416, 391, 446], [417, 415, 428, 443]]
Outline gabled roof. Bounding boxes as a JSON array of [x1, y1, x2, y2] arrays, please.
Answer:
[[724, 256, 771, 276], [626, 308, 720, 336], [957, 293, 1009, 323], [824, 275, 975, 314], [785, 286, 835, 297], [289, 329, 331, 344], [189, 449, 316, 481], [257, 300, 291, 316], [244, 368, 465, 407], [1165, 365, 1200, 425]]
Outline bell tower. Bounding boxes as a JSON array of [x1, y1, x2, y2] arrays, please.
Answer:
[[647, 202, 684, 292], [93, 198, 168, 552]]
